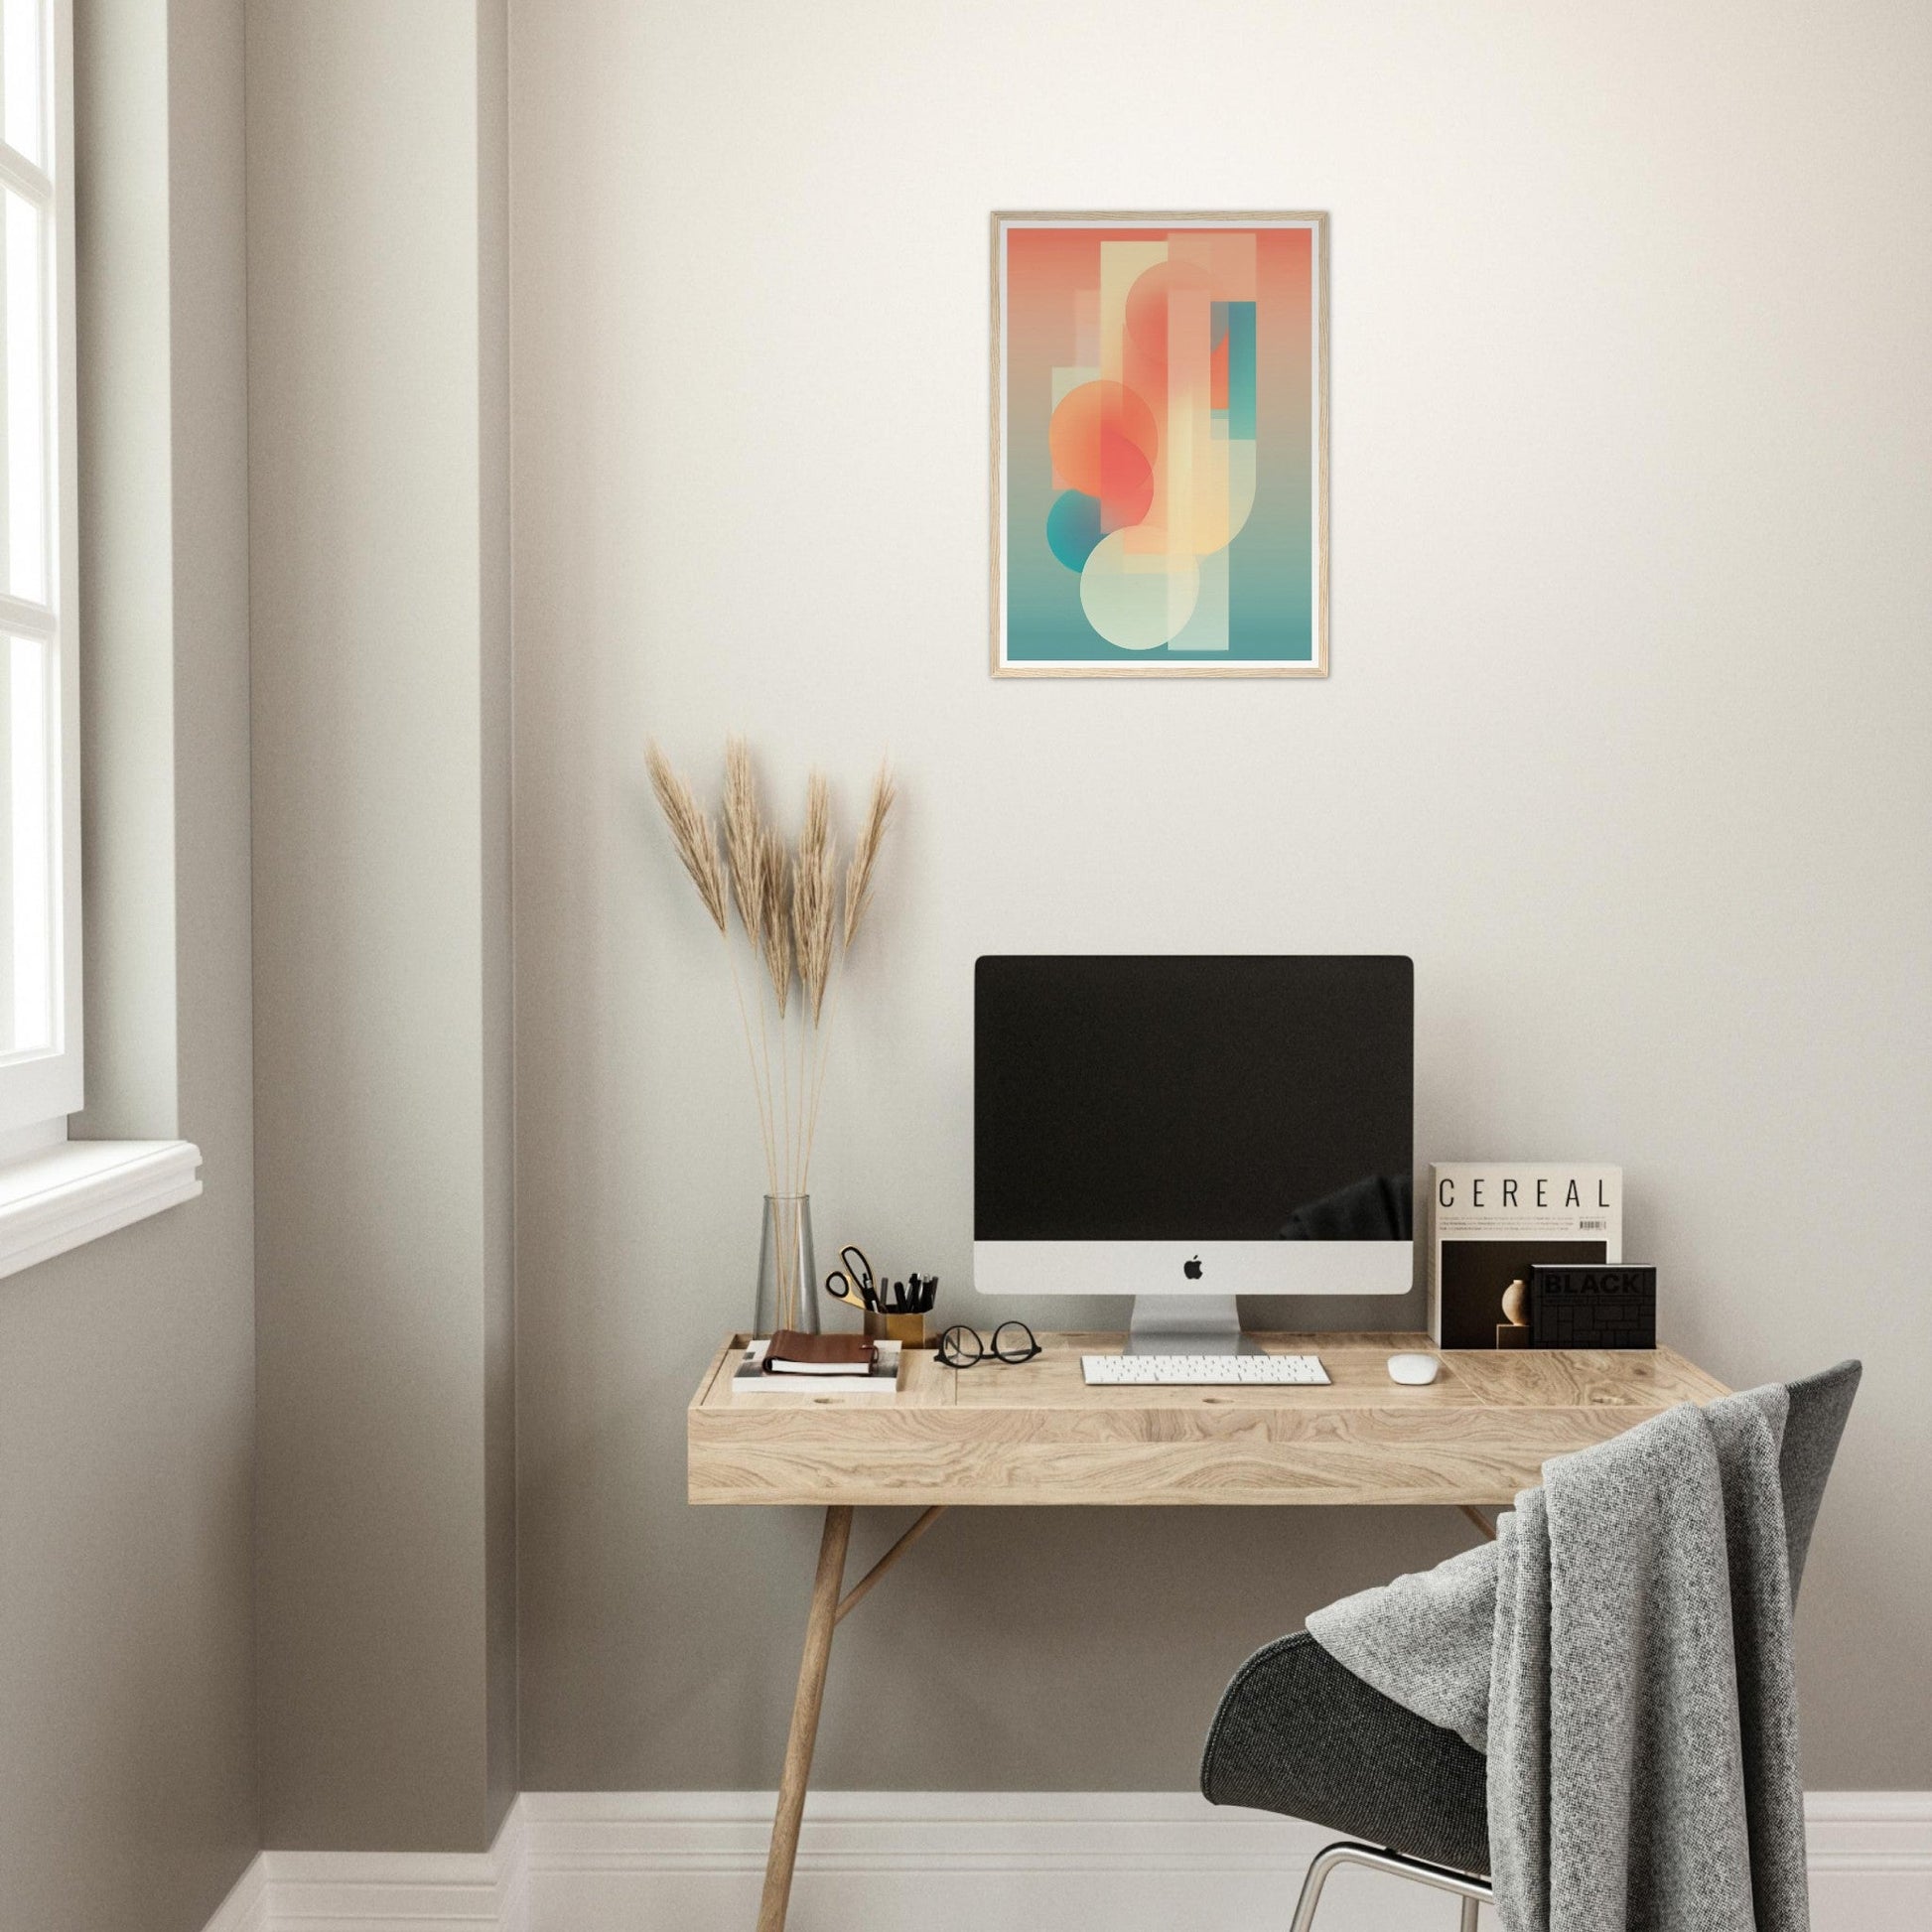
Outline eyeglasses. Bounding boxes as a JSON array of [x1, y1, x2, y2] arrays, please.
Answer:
[[936, 1320, 1040, 1368]]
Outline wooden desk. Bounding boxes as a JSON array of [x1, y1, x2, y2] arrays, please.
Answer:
[[687, 1330, 1728, 1930]]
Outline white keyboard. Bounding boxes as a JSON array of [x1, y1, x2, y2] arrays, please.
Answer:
[[1081, 1352, 1329, 1386]]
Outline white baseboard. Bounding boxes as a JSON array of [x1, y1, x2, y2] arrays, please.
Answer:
[[207, 1810, 527, 1932], [1804, 1791, 1932, 1930], [524, 1792, 1459, 1931], [202, 1789, 1932, 1932]]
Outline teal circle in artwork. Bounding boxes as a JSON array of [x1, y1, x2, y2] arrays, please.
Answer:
[[1045, 489, 1104, 572]]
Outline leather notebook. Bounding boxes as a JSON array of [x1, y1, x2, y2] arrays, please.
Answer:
[[763, 1330, 878, 1375]]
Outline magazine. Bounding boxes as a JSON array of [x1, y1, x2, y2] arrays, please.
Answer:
[[1428, 1164, 1621, 1349]]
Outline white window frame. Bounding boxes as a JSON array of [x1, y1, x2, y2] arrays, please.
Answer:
[[0, 0, 79, 1144], [0, 0, 201, 1277]]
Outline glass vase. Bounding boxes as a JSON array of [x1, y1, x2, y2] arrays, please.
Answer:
[[754, 1193, 818, 1338]]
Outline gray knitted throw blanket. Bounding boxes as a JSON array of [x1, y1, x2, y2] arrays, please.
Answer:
[[1307, 1387, 1809, 1932]]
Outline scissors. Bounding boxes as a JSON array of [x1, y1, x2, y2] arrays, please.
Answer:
[[824, 1245, 879, 1312]]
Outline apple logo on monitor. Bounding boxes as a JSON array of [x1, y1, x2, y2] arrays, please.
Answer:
[[1183, 1256, 1203, 1280]]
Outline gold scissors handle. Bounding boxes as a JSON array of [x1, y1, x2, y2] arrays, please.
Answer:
[[824, 1243, 877, 1311]]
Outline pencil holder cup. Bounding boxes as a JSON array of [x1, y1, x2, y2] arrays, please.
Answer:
[[866, 1309, 927, 1348]]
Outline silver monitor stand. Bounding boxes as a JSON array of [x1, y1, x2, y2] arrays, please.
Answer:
[[1124, 1293, 1260, 1356]]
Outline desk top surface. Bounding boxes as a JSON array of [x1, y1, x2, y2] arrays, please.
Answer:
[[687, 1331, 1728, 1508]]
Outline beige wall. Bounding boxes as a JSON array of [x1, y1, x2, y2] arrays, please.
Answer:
[[0, 0, 259, 1927], [248, 0, 515, 1853], [511, 0, 1932, 1794]]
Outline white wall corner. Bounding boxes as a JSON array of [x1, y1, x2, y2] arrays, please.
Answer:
[[496, 1799, 531, 1932], [201, 1854, 267, 1932], [200, 1790, 1931, 1932]]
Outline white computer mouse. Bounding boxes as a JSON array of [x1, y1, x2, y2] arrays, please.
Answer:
[[1387, 1352, 1442, 1386]]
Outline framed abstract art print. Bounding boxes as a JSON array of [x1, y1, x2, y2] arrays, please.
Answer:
[[991, 211, 1328, 678]]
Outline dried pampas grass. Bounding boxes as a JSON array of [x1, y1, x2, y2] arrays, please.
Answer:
[[722, 737, 766, 949], [792, 774, 837, 1025], [644, 743, 727, 935], [758, 826, 793, 1018], [645, 737, 897, 1203], [843, 761, 897, 948]]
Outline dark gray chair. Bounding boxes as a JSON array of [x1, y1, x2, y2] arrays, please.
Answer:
[[1200, 1361, 1861, 1930]]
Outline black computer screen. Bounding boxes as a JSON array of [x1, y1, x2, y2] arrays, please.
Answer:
[[974, 956, 1414, 1242]]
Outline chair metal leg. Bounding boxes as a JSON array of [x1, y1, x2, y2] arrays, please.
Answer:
[[1288, 1841, 1493, 1932], [1286, 1843, 1350, 1932]]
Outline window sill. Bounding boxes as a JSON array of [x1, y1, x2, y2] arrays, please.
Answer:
[[0, 1139, 203, 1282]]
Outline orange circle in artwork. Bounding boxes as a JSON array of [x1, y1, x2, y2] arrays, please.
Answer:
[[1048, 380, 1160, 520], [1093, 431, 1154, 525]]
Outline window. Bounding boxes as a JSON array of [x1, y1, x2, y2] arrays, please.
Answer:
[[0, 0, 200, 1272], [0, 0, 76, 1149]]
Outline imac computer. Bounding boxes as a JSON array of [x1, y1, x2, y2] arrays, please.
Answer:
[[973, 955, 1414, 1354]]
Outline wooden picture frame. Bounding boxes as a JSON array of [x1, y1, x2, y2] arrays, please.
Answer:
[[991, 210, 1329, 678]]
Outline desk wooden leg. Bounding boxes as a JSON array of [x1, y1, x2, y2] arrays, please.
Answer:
[[837, 1504, 945, 1624], [758, 1504, 853, 1932]]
